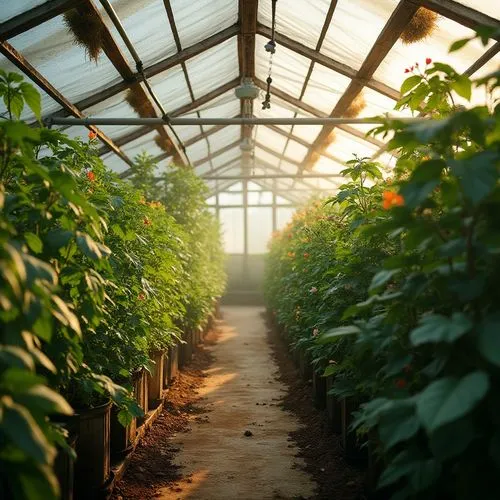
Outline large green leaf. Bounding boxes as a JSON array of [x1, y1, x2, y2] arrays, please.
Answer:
[[2, 398, 55, 465], [429, 418, 476, 460], [378, 404, 420, 450], [24, 232, 43, 254], [369, 269, 399, 292], [19, 82, 41, 121], [410, 312, 472, 346], [416, 371, 489, 432], [316, 325, 361, 344], [477, 313, 500, 367], [16, 385, 73, 416]]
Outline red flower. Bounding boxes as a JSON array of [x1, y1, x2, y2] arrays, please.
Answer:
[[404, 68, 410, 73], [137, 293, 145, 301], [410, 66, 414, 71], [395, 378, 407, 389], [88, 130, 97, 140], [426, 57, 432, 65], [303, 252, 310, 259], [143, 217, 152, 226], [86, 171, 95, 182]]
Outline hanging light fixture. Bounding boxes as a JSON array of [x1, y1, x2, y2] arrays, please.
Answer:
[[262, 0, 277, 110]]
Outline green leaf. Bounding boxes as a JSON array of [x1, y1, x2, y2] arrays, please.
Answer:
[[429, 418, 476, 460], [117, 409, 134, 427], [2, 398, 55, 464], [0, 346, 34, 371], [451, 74, 472, 101], [76, 232, 104, 260], [401, 75, 422, 95], [411, 159, 446, 183], [17, 385, 73, 416], [51, 295, 81, 336], [25, 232, 43, 254], [369, 269, 399, 292], [19, 82, 41, 121], [477, 313, 500, 367], [410, 312, 472, 346], [416, 371, 489, 432], [378, 405, 420, 450], [317, 325, 361, 344], [449, 38, 471, 52], [409, 459, 441, 492]]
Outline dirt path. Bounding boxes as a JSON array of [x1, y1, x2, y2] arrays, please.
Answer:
[[158, 306, 316, 500]]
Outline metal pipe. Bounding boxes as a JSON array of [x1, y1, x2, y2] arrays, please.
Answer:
[[45, 116, 429, 127], [202, 174, 343, 180]]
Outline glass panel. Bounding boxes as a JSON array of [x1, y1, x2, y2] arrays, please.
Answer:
[[455, 1, 500, 20], [276, 207, 296, 230], [303, 63, 352, 113], [284, 139, 308, 164], [122, 130, 163, 159], [248, 207, 273, 254], [291, 124, 322, 144], [247, 181, 263, 191], [276, 195, 292, 205], [228, 182, 244, 191], [101, 151, 130, 174], [171, 0, 238, 48], [1, 1, 47, 22], [219, 208, 244, 254], [255, 148, 280, 168], [248, 192, 273, 205], [322, 0, 398, 70], [325, 128, 379, 162], [149, 65, 191, 113], [255, 127, 288, 153], [259, 0, 331, 50], [185, 38, 239, 99], [10, 16, 122, 104], [212, 150, 240, 169], [256, 35, 311, 99], [208, 126, 240, 152], [187, 140, 209, 164], [219, 192, 243, 205]]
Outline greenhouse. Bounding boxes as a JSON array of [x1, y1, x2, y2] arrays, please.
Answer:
[[1, 0, 499, 499]]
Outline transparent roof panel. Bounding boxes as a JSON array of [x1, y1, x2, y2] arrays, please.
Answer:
[[303, 63, 352, 114], [170, 0, 238, 48], [187, 140, 209, 164], [101, 151, 130, 174], [107, 0, 177, 67], [149, 65, 191, 113], [456, 1, 500, 20], [255, 35, 311, 99], [255, 127, 288, 154], [326, 128, 379, 162], [291, 124, 321, 144], [123, 130, 164, 159], [259, 0, 331, 50], [212, 150, 240, 169], [208, 126, 240, 152], [255, 148, 280, 168], [9, 16, 122, 104], [284, 139, 309, 164], [321, 0, 398, 70], [374, 16, 497, 91], [185, 38, 239, 99], [2, 1, 46, 21]]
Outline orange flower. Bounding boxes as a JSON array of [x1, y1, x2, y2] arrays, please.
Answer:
[[88, 130, 97, 140], [287, 251, 295, 258], [303, 252, 310, 259], [382, 191, 405, 209], [137, 293, 145, 301], [86, 171, 95, 182], [395, 378, 407, 389], [143, 217, 152, 226]]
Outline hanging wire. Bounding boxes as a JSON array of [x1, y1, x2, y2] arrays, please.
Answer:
[[99, 0, 189, 164], [262, 0, 278, 110]]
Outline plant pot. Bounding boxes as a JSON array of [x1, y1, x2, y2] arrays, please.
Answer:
[[73, 401, 111, 499], [341, 397, 368, 462], [299, 347, 313, 382], [162, 352, 170, 389], [54, 433, 77, 500], [180, 331, 193, 367], [326, 376, 342, 433], [312, 371, 327, 410], [110, 406, 136, 459], [133, 369, 148, 424], [168, 344, 179, 382], [148, 351, 165, 408]]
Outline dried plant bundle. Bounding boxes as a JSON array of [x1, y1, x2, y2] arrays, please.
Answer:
[[401, 8, 438, 45], [344, 93, 366, 118], [63, 7, 104, 62], [125, 86, 155, 118], [154, 134, 174, 153]]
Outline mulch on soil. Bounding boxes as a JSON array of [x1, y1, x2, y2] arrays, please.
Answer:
[[111, 336, 215, 500], [266, 318, 365, 500]]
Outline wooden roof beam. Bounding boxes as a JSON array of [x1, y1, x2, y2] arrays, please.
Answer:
[[0, 0, 78, 39], [301, 0, 418, 170], [50, 25, 240, 117], [0, 40, 133, 167]]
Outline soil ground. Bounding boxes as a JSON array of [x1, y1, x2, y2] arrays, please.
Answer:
[[112, 306, 363, 500]]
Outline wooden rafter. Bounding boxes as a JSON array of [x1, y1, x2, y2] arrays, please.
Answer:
[[465, 41, 500, 76], [193, 140, 241, 167], [79, 0, 187, 167], [0, 40, 133, 167], [415, 0, 500, 37], [256, 24, 401, 101], [301, 0, 419, 169], [49, 25, 240, 117], [0, 0, 78, 40]]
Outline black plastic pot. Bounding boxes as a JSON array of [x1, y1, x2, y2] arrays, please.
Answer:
[[148, 351, 165, 408], [341, 397, 368, 462], [73, 401, 112, 500], [312, 371, 327, 410], [326, 376, 342, 433], [110, 405, 136, 459]]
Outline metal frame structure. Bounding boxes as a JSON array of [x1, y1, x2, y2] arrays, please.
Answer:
[[1, 0, 499, 257]]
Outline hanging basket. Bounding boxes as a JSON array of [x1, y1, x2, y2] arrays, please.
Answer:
[[344, 93, 366, 119], [63, 7, 104, 63], [125, 85, 155, 118], [400, 8, 438, 45], [154, 134, 175, 153]]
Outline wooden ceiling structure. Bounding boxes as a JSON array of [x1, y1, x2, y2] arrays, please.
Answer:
[[0, 0, 499, 198]]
